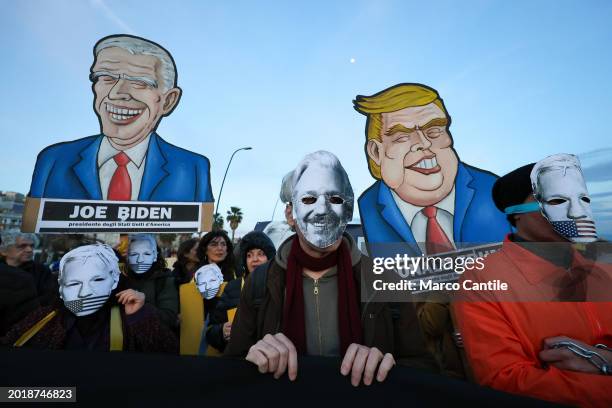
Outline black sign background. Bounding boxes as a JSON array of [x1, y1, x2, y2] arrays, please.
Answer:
[[37, 200, 200, 233]]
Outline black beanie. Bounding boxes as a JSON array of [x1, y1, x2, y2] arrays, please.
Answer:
[[492, 163, 536, 213], [239, 231, 276, 275]]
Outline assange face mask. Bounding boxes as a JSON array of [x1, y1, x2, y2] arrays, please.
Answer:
[[194, 263, 224, 300], [291, 157, 354, 249], [531, 154, 597, 243], [128, 234, 158, 274], [59, 244, 120, 317]]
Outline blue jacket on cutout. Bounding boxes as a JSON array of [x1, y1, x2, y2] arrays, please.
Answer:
[[28, 133, 213, 202], [358, 162, 511, 255]]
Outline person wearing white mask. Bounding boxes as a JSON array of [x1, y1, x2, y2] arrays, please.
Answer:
[[121, 234, 179, 331], [2, 244, 177, 352], [453, 158, 612, 408], [226, 151, 437, 385]]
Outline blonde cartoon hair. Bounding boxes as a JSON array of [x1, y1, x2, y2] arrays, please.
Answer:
[[353, 83, 450, 179]]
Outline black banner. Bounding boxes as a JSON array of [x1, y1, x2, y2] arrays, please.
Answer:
[[0, 349, 561, 407]]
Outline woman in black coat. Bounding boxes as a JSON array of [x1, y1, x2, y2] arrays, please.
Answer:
[[206, 231, 275, 353]]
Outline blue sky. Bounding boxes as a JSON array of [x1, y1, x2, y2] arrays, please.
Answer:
[[1, 0, 611, 236]]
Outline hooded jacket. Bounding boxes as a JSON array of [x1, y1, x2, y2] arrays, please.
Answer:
[[206, 232, 276, 352]]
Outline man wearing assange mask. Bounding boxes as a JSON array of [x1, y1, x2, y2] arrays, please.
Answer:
[[226, 151, 436, 385], [128, 234, 158, 274], [122, 234, 179, 331], [530, 154, 598, 243], [2, 244, 177, 352], [453, 159, 612, 408]]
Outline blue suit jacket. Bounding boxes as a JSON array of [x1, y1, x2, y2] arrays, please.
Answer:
[[358, 162, 511, 254], [29, 133, 214, 202]]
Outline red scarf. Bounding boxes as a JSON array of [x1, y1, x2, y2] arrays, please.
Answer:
[[282, 238, 362, 355]]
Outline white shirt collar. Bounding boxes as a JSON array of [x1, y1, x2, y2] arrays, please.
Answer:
[[391, 186, 456, 225], [97, 134, 151, 168]]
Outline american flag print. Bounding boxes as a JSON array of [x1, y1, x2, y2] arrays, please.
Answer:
[[551, 220, 597, 239], [65, 295, 109, 314], [131, 262, 153, 273]]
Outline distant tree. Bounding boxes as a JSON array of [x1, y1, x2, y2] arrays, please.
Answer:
[[226, 207, 243, 242], [212, 212, 225, 231]]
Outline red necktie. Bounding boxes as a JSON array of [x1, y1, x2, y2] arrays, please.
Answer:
[[422, 206, 454, 254], [107, 152, 132, 201]]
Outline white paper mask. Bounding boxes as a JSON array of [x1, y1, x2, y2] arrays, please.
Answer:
[[530, 154, 597, 243], [292, 151, 354, 249], [128, 234, 158, 274], [58, 244, 120, 316], [194, 263, 224, 299]]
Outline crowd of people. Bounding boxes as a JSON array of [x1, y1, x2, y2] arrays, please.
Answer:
[[0, 150, 610, 407]]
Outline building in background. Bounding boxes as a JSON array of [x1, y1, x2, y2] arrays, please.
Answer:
[[0, 191, 25, 231]]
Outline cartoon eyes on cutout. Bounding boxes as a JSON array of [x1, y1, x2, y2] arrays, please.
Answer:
[[393, 136, 411, 144], [94, 75, 151, 89], [547, 198, 567, 205], [425, 128, 444, 138]]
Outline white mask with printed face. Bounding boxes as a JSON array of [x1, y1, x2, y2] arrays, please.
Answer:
[[292, 162, 353, 249], [59, 245, 120, 317], [194, 263, 224, 300], [531, 154, 598, 243], [128, 237, 158, 274]]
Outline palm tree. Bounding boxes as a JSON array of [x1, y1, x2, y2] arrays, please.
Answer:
[[212, 212, 224, 231], [226, 206, 243, 242]]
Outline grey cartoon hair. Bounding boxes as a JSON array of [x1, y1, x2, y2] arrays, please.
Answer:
[[94, 35, 177, 92]]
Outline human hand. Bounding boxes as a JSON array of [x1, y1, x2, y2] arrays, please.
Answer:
[[245, 333, 298, 381], [116, 289, 145, 315], [540, 336, 612, 374], [340, 344, 395, 386], [223, 322, 232, 341]]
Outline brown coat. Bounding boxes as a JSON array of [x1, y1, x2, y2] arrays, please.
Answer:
[[225, 235, 438, 372]]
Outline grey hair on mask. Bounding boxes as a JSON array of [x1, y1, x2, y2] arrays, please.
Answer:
[[530, 153, 585, 200], [0, 231, 36, 251], [292, 150, 354, 203], [58, 244, 120, 285], [128, 233, 159, 257], [94, 35, 177, 92]]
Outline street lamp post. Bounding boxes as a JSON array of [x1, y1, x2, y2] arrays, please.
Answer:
[[215, 146, 252, 217]]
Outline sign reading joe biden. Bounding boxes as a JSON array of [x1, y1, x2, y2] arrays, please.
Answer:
[[28, 199, 206, 233], [21, 34, 213, 233]]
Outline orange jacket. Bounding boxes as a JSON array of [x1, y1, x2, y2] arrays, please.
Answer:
[[453, 237, 612, 408]]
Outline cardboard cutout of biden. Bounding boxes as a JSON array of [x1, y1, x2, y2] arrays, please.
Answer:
[[22, 35, 213, 233]]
